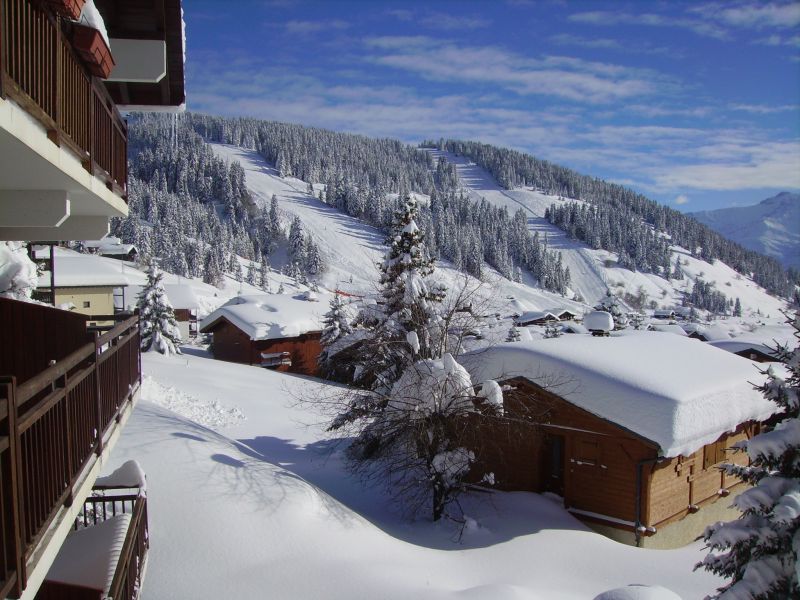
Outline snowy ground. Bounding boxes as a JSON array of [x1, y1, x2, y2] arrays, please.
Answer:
[[104, 350, 726, 599]]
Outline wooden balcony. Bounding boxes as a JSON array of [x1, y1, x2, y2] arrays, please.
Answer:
[[36, 491, 149, 600], [0, 0, 127, 198], [0, 299, 141, 599]]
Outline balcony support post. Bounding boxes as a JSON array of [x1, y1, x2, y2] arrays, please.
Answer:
[[92, 332, 103, 457], [0, 376, 26, 597]]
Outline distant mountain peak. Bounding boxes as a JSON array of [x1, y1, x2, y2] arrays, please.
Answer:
[[690, 192, 800, 269]]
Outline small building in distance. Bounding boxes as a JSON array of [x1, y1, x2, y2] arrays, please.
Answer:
[[200, 294, 324, 375], [83, 236, 138, 261], [36, 247, 129, 326], [681, 323, 732, 342], [126, 282, 201, 339], [708, 339, 780, 363], [515, 310, 561, 327], [465, 333, 777, 549], [652, 309, 676, 320]]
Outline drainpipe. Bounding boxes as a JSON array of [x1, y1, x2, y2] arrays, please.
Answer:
[[635, 456, 664, 547]]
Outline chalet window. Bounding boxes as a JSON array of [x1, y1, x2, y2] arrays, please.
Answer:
[[83, 301, 91, 308], [574, 439, 599, 467], [261, 351, 291, 369], [704, 438, 727, 469]]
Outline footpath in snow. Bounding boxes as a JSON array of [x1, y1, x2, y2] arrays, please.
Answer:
[[103, 350, 723, 599]]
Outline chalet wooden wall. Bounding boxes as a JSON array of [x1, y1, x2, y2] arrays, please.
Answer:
[[206, 319, 322, 376], [251, 333, 322, 377], [0, 297, 90, 384], [476, 377, 756, 538]]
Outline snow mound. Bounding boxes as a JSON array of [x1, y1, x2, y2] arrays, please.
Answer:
[[594, 584, 682, 600], [0, 242, 38, 301], [141, 376, 245, 429], [95, 459, 146, 491]]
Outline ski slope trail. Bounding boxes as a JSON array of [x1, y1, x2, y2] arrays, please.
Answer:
[[210, 143, 589, 317], [428, 150, 610, 304], [211, 143, 386, 292]]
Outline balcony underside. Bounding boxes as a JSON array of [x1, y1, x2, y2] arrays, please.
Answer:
[[0, 97, 126, 241]]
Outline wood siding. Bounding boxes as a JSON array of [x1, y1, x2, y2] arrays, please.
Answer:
[[0, 297, 89, 384], [206, 319, 322, 376], [480, 377, 758, 536]]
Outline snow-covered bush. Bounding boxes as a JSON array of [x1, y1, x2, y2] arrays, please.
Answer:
[[696, 311, 799, 599], [0, 242, 38, 301], [137, 261, 182, 355]]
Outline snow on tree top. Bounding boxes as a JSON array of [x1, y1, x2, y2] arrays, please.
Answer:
[[465, 332, 778, 457], [200, 293, 324, 340]]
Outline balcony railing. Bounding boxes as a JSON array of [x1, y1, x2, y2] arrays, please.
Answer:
[[0, 315, 141, 598], [36, 491, 149, 600], [0, 0, 127, 197]]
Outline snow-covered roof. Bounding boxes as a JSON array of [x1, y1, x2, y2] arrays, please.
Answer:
[[562, 322, 588, 334], [37, 248, 130, 288], [200, 293, 323, 340], [83, 236, 137, 255], [708, 339, 778, 359], [126, 283, 200, 310], [516, 310, 559, 324], [649, 323, 688, 336], [465, 332, 777, 457], [680, 323, 732, 341]]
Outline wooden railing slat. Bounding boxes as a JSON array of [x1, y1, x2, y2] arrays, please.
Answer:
[[0, 311, 141, 597]]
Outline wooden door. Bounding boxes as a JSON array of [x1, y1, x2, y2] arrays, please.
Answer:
[[542, 434, 565, 496]]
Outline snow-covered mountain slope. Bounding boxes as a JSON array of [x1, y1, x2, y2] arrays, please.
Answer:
[[690, 192, 800, 270], [210, 143, 586, 318], [103, 350, 724, 599], [430, 150, 788, 315]]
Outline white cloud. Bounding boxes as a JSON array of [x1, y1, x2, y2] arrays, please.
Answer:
[[285, 19, 349, 35], [568, 11, 728, 39], [730, 103, 799, 114], [419, 13, 491, 31], [363, 37, 667, 103], [692, 2, 800, 29], [675, 194, 690, 205]]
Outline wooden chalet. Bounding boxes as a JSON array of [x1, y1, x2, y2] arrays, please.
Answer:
[[200, 294, 323, 376], [515, 310, 560, 327], [709, 339, 780, 363], [466, 333, 777, 548], [0, 0, 185, 597]]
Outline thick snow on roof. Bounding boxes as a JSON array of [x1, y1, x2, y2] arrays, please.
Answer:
[[649, 323, 688, 336], [126, 283, 200, 310], [83, 236, 136, 255], [681, 323, 732, 341], [200, 293, 323, 340], [466, 332, 777, 457], [708, 339, 778, 358], [517, 310, 559, 323], [37, 248, 130, 287]]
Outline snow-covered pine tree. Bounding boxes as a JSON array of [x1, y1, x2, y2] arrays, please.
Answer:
[[734, 297, 743, 318], [696, 312, 799, 599], [506, 325, 521, 342], [319, 293, 353, 377], [203, 250, 223, 288], [595, 290, 628, 329], [258, 259, 271, 292], [137, 261, 182, 355], [544, 322, 562, 338]]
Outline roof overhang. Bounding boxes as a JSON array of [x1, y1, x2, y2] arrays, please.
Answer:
[[95, 0, 185, 109]]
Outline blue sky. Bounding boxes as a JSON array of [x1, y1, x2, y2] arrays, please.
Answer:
[[184, 0, 800, 212]]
